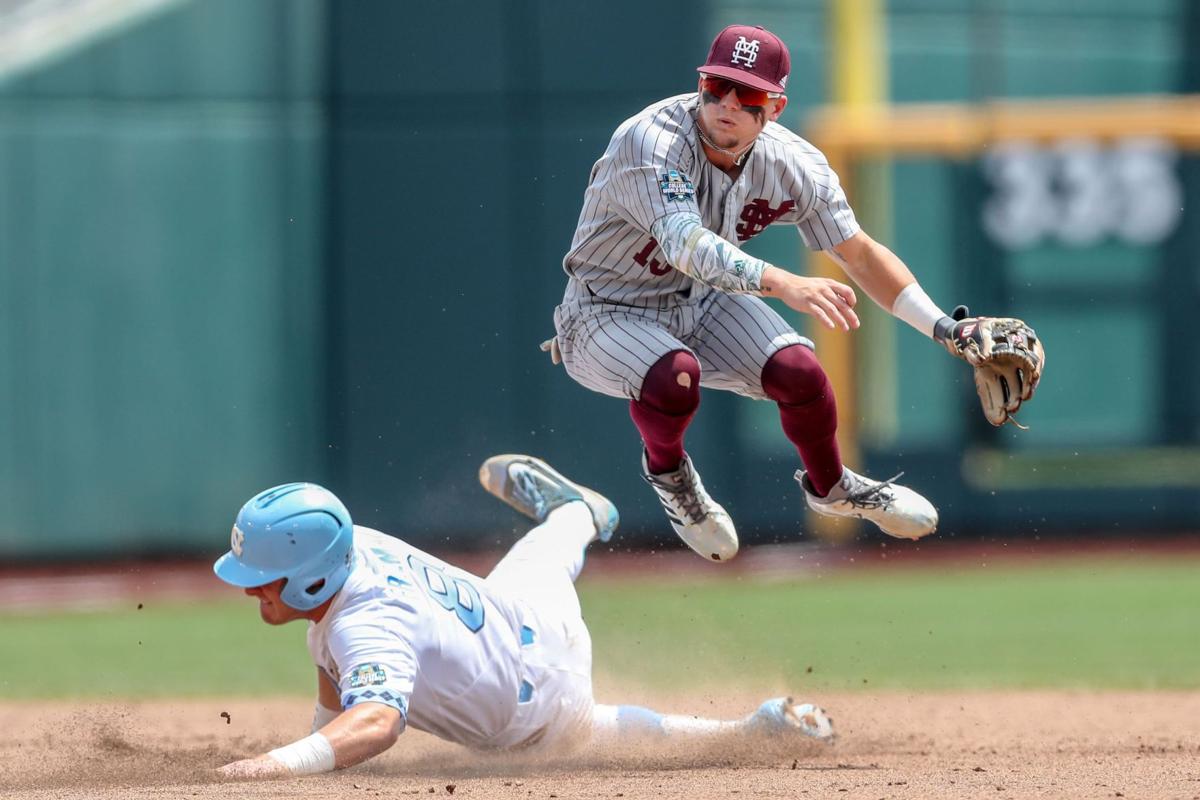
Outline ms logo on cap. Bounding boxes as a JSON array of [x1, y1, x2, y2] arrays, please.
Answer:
[[698, 25, 790, 94], [731, 36, 760, 68]]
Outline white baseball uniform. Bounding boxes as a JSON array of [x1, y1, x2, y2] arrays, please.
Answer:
[[554, 93, 859, 400], [306, 505, 596, 752]]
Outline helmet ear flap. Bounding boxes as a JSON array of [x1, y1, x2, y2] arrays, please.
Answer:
[[215, 483, 355, 610], [277, 523, 355, 611]]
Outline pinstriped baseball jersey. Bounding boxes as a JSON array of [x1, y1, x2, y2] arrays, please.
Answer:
[[561, 93, 859, 309]]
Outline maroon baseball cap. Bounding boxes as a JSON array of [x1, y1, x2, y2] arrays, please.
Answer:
[[696, 24, 790, 94]]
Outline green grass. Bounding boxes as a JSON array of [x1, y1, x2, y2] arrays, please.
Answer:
[[1, 557, 1197, 699], [0, 597, 314, 698], [580, 558, 1200, 691]]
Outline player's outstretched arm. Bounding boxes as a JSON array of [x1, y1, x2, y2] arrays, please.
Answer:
[[216, 702, 403, 780], [828, 230, 919, 314], [829, 230, 1046, 427], [828, 230, 960, 340]]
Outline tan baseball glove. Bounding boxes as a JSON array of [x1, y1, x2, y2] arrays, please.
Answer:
[[938, 306, 1046, 429]]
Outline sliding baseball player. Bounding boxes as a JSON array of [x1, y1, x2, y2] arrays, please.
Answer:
[[214, 456, 833, 779]]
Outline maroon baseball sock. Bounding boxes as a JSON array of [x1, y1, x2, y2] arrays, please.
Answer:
[[629, 350, 701, 474], [761, 344, 843, 497]]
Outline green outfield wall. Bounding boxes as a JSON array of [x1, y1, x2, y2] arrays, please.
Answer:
[[0, 0, 1195, 558], [0, 0, 328, 556]]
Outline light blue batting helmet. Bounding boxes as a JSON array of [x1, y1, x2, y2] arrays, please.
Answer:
[[213, 482, 354, 611]]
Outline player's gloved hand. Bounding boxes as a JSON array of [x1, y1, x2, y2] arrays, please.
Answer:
[[934, 305, 1046, 429]]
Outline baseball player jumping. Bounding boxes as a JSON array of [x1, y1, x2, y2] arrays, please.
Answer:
[[548, 24, 1044, 561], [214, 456, 834, 780]]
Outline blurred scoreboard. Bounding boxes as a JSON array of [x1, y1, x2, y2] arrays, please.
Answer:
[[803, 96, 1200, 534], [966, 134, 1195, 448], [982, 138, 1182, 250]]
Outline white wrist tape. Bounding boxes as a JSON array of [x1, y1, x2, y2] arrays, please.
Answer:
[[311, 703, 340, 733], [268, 732, 336, 775], [891, 282, 948, 338]]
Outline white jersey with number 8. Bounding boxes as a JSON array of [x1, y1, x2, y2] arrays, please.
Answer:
[[306, 527, 592, 751]]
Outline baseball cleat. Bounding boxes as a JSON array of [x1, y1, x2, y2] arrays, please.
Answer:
[[797, 467, 937, 540], [744, 697, 835, 743], [479, 455, 618, 543], [642, 452, 738, 562]]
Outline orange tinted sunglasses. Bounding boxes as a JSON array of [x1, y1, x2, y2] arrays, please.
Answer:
[[699, 75, 774, 108]]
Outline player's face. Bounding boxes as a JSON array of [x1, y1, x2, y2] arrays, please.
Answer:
[[697, 76, 787, 149], [244, 578, 302, 625]]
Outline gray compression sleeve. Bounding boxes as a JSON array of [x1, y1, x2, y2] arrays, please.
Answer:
[[651, 212, 767, 294]]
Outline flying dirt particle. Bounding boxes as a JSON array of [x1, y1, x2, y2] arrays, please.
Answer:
[[96, 728, 137, 754], [806, 666, 813, 673], [137, 603, 143, 610], [220, 712, 231, 725], [446, 786, 455, 795], [792, 759, 798, 769], [973, 767, 986, 772]]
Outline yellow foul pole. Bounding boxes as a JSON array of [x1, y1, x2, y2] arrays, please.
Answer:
[[832, 0, 888, 110], [807, 0, 890, 539]]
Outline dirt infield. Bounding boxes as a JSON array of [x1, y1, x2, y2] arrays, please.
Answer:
[[2, 690, 1197, 799]]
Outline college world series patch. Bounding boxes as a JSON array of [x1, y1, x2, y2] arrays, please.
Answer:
[[347, 664, 388, 689], [660, 169, 695, 201]]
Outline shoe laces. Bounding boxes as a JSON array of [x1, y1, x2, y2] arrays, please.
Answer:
[[843, 471, 904, 510], [643, 469, 708, 524], [513, 468, 549, 518]]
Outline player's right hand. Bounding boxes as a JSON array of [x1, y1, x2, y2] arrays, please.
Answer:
[[761, 267, 859, 331]]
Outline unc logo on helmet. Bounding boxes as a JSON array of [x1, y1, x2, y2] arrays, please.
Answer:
[[212, 483, 355, 611]]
